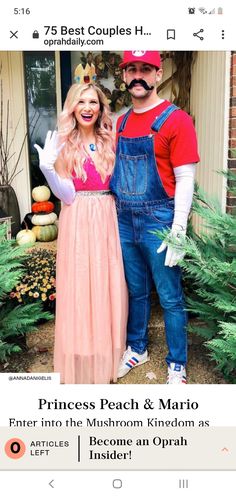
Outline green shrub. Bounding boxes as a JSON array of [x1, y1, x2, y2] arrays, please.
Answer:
[[180, 177, 236, 381], [0, 227, 53, 362]]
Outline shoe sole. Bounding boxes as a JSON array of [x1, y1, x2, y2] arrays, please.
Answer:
[[117, 356, 150, 379]]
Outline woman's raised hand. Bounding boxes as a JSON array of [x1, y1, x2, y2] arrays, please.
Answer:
[[33, 131, 75, 205], [34, 131, 64, 170]]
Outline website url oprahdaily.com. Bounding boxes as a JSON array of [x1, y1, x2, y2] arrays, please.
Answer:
[[44, 37, 104, 47]]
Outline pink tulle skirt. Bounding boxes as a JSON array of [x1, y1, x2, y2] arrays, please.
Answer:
[[54, 192, 128, 384]]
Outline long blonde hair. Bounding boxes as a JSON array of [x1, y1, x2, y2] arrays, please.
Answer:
[[57, 83, 115, 181]]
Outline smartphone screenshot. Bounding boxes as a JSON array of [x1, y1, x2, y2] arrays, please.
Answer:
[[0, 1, 235, 496]]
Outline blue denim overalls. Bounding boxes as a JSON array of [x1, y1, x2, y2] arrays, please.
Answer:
[[110, 104, 187, 366]]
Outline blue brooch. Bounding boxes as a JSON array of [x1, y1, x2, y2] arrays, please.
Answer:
[[89, 144, 96, 152]]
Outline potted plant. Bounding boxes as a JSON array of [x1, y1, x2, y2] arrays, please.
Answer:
[[0, 62, 27, 237]]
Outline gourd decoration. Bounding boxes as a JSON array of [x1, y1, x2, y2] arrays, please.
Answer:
[[31, 212, 57, 226], [32, 224, 58, 242], [16, 222, 36, 246], [32, 201, 55, 214], [32, 185, 51, 202], [31, 185, 58, 242]]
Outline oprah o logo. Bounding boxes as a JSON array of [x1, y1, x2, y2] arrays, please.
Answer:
[[5, 438, 26, 459]]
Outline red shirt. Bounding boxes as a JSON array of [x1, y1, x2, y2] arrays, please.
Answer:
[[116, 100, 200, 197]]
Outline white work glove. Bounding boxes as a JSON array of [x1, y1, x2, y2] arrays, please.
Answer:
[[157, 224, 186, 267], [34, 131, 76, 205]]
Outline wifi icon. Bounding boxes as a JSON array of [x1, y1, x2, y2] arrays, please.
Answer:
[[199, 7, 207, 13]]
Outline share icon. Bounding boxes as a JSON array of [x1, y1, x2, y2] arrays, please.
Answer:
[[193, 28, 204, 40]]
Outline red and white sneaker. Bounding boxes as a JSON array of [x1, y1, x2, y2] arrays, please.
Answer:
[[167, 363, 187, 384], [117, 346, 149, 378]]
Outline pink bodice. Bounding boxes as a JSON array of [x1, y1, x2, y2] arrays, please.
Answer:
[[72, 157, 110, 191]]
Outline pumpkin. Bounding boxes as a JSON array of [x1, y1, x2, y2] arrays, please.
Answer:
[[32, 185, 51, 202], [16, 228, 36, 245], [32, 224, 58, 242], [32, 201, 55, 214], [31, 212, 57, 226]]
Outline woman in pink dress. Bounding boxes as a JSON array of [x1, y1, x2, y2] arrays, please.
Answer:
[[34, 82, 128, 384]]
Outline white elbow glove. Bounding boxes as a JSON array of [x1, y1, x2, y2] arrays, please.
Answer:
[[34, 130, 76, 205], [157, 164, 196, 267]]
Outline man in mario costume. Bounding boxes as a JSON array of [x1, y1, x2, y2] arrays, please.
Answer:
[[110, 50, 200, 383]]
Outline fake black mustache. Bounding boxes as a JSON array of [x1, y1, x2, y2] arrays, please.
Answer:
[[125, 79, 154, 91]]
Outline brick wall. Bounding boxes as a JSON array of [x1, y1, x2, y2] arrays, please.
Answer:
[[228, 51, 236, 215]]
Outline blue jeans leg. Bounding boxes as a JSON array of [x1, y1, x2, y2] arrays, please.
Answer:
[[118, 212, 152, 355], [140, 235, 187, 366]]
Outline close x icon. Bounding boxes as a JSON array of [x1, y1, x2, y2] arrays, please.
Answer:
[[10, 30, 18, 39]]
